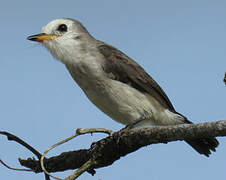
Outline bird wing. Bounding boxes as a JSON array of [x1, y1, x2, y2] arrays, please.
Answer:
[[97, 42, 176, 112]]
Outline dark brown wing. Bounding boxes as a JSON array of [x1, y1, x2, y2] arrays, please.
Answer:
[[97, 42, 176, 112]]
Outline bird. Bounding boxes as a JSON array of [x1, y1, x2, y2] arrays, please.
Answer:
[[27, 18, 219, 157]]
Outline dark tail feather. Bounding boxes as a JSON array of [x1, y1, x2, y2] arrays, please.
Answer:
[[175, 115, 219, 157], [173, 113, 219, 157], [186, 138, 219, 157]]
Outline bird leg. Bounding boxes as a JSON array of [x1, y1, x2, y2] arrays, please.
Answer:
[[124, 116, 147, 130]]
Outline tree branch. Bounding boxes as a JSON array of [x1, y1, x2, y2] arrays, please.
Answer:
[[224, 72, 226, 85], [19, 120, 226, 174], [0, 131, 50, 180]]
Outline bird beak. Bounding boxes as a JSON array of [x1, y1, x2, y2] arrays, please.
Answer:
[[27, 33, 60, 42]]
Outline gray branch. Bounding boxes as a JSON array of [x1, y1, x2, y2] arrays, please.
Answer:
[[19, 120, 226, 173]]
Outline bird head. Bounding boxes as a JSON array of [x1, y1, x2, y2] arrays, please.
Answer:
[[27, 18, 93, 64]]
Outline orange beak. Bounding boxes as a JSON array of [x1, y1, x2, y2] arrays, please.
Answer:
[[27, 33, 60, 42]]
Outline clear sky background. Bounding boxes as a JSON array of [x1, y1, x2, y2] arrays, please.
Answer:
[[0, 0, 225, 180]]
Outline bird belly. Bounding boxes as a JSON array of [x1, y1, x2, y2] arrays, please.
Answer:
[[84, 80, 151, 125], [83, 79, 183, 126]]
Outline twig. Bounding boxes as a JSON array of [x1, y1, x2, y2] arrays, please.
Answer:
[[224, 72, 226, 85], [64, 159, 95, 180], [41, 128, 114, 180], [0, 131, 41, 159], [0, 131, 50, 180], [0, 159, 32, 172]]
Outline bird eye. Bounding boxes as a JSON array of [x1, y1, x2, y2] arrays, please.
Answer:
[[57, 24, 67, 32]]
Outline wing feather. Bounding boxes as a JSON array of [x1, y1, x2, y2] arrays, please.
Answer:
[[97, 43, 176, 112]]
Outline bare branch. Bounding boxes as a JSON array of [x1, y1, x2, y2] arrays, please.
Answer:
[[0, 159, 32, 172], [19, 120, 226, 175], [224, 72, 226, 85], [0, 131, 42, 159], [0, 131, 50, 180], [40, 128, 113, 180]]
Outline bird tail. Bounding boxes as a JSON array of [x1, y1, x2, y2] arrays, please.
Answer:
[[175, 113, 219, 157], [186, 138, 219, 157]]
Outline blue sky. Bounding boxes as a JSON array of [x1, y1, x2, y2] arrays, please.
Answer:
[[1, 0, 226, 180]]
